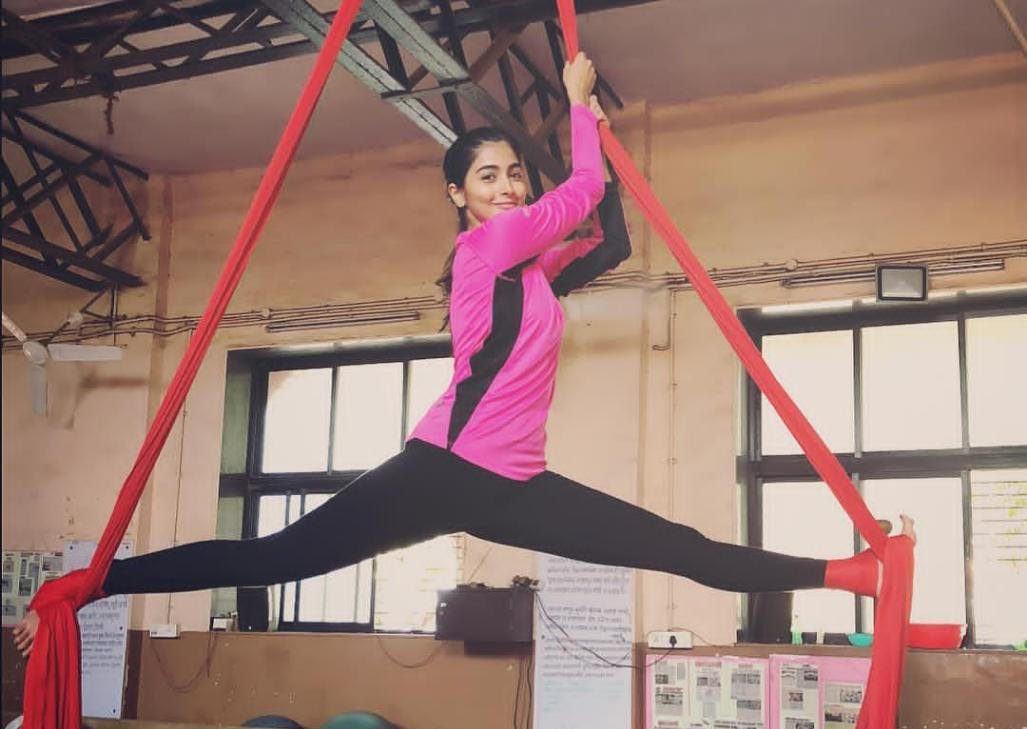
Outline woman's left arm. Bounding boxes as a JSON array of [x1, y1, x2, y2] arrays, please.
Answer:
[[544, 178, 632, 297]]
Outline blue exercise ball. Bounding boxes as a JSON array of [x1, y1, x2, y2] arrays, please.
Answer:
[[321, 712, 396, 729], [243, 716, 304, 729]]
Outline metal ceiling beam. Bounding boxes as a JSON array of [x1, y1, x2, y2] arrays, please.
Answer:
[[2, 0, 646, 114], [2, 0, 657, 60], [4, 115, 84, 250], [2, 228, 144, 287], [362, 0, 566, 181], [1, 0, 254, 58], [991, 0, 1027, 57], [1, 112, 149, 290], [9, 109, 148, 179], [0, 246, 111, 290], [260, 0, 456, 146]]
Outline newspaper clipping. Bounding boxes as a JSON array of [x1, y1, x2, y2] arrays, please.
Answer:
[[649, 656, 767, 729], [2, 550, 63, 626], [779, 663, 820, 729]]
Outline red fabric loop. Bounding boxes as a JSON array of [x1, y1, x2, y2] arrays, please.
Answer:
[[25, 2, 911, 726], [557, 1, 911, 726], [22, 1, 366, 726]]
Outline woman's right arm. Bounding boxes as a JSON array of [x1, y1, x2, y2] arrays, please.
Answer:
[[466, 55, 605, 273]]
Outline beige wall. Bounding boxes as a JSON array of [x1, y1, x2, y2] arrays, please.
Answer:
[[2, 52, 1025, 724]]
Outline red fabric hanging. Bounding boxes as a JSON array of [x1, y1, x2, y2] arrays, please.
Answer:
[[23, 1, 911, 725], [22, 1, 366, 725], [555, 1, 913, 726]]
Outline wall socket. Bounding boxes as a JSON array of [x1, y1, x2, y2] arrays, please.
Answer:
[[148, 623, 180, 639], [647, 630, 693, 649]]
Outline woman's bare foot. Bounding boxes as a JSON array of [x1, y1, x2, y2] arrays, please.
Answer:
[[824, 514, 916, 597], [12, 609, 40, 657], [899, 513, 917, 545]]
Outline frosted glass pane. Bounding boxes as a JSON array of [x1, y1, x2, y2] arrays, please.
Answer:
[[374, 534, 462, 632], [282, 581, 296, 623], [406, 357, 453, 436], [970, 469, 1027, 646], [333, 362, 403, 470], [322, 561, 373, 623], [862, 479, 965, 628], [862, 322, 961, 451], [296, 493, 373, 623], [761, 331, 855, 455], [763, 483, 854, 633], [281, 494, 301, 622], [256, 495, 286, 538], [262, 369, 331, 472], [298, 573, 328, 622], [967, 315, 1027, 447], [297, 494, 329, 622]]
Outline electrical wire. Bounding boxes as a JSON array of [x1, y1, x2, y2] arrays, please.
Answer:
[[6, 239, 1021, 353], [373, 632, 444, 669], [526, 645, 534, 726], [513, 653, 525, 729], [148, 630, 217, 693], [533, 590, 677, 671], [665, 625, 717, 647], [465, 544, 494, 583]]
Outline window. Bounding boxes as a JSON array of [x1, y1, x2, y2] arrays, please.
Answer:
[[213, 337, 462, 633], [741, 291, 1027, 648]]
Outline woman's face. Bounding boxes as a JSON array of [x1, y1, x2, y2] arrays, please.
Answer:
[[447, 141, 528, 229]]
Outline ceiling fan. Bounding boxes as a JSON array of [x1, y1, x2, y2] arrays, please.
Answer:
[[1, 311, 123, 416]]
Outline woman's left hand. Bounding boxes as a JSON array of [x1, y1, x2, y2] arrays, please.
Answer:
[[589, 95, 610, 127]]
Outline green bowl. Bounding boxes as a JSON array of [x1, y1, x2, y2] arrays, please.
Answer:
[[847, 632, 873, 647]]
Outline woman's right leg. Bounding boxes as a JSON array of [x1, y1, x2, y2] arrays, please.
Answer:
[[103, 442, 476, 595]]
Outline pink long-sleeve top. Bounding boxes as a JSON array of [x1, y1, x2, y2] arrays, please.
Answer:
[[408, 104, 606, 480]]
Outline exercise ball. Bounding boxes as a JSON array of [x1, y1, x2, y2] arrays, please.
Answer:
[[321, 712, 396, 729], [243, 715, 304, 729]]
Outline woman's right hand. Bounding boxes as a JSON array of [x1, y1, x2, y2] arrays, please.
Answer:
[[588, 94, 609, 127], [563, 52, 596, 106]]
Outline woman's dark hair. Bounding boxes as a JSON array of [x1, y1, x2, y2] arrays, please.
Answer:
[[435, 126, 523, 297]]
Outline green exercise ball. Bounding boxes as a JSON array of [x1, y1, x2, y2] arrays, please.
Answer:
[[321, 712, 396, 729], [243, 715, 304, 729]]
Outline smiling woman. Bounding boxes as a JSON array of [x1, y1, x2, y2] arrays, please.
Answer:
[[444, 130, 529, 231]]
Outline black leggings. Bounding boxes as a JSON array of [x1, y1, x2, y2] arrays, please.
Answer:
[[103, 439, 825, 595]]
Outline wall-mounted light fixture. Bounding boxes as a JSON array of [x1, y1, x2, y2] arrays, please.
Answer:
[[876, 265, 928, 301]]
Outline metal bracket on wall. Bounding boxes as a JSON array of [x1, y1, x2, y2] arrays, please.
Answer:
[[1, 109, 149, 290]]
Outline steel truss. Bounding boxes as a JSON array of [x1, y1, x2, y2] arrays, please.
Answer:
[[3, 0, 646, 181], [1, 109, 149, 290], [2, 0, 650, 288]]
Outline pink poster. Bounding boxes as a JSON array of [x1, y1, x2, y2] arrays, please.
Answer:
[[768, 654, 871, 729], [641, 653, 871, 729]]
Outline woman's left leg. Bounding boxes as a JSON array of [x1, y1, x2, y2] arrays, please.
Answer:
[[468, 470, 826, 593]]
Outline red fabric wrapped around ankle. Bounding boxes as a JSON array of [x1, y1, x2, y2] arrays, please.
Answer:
[[825, 549, 880, 597]]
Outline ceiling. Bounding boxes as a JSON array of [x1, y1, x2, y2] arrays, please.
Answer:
[[2, 0, 1025, 173]]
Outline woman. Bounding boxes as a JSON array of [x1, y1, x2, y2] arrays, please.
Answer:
[[14, 53, 910, 656]]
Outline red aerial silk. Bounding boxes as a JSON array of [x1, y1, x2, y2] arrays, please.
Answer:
[[24, 1, 911, 726], [555, 1, 914, 726], [22, 1, 366, 726]]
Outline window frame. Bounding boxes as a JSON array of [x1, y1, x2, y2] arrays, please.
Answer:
[[221, 336, 453, 634], [738, 289, 1027, 648]]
